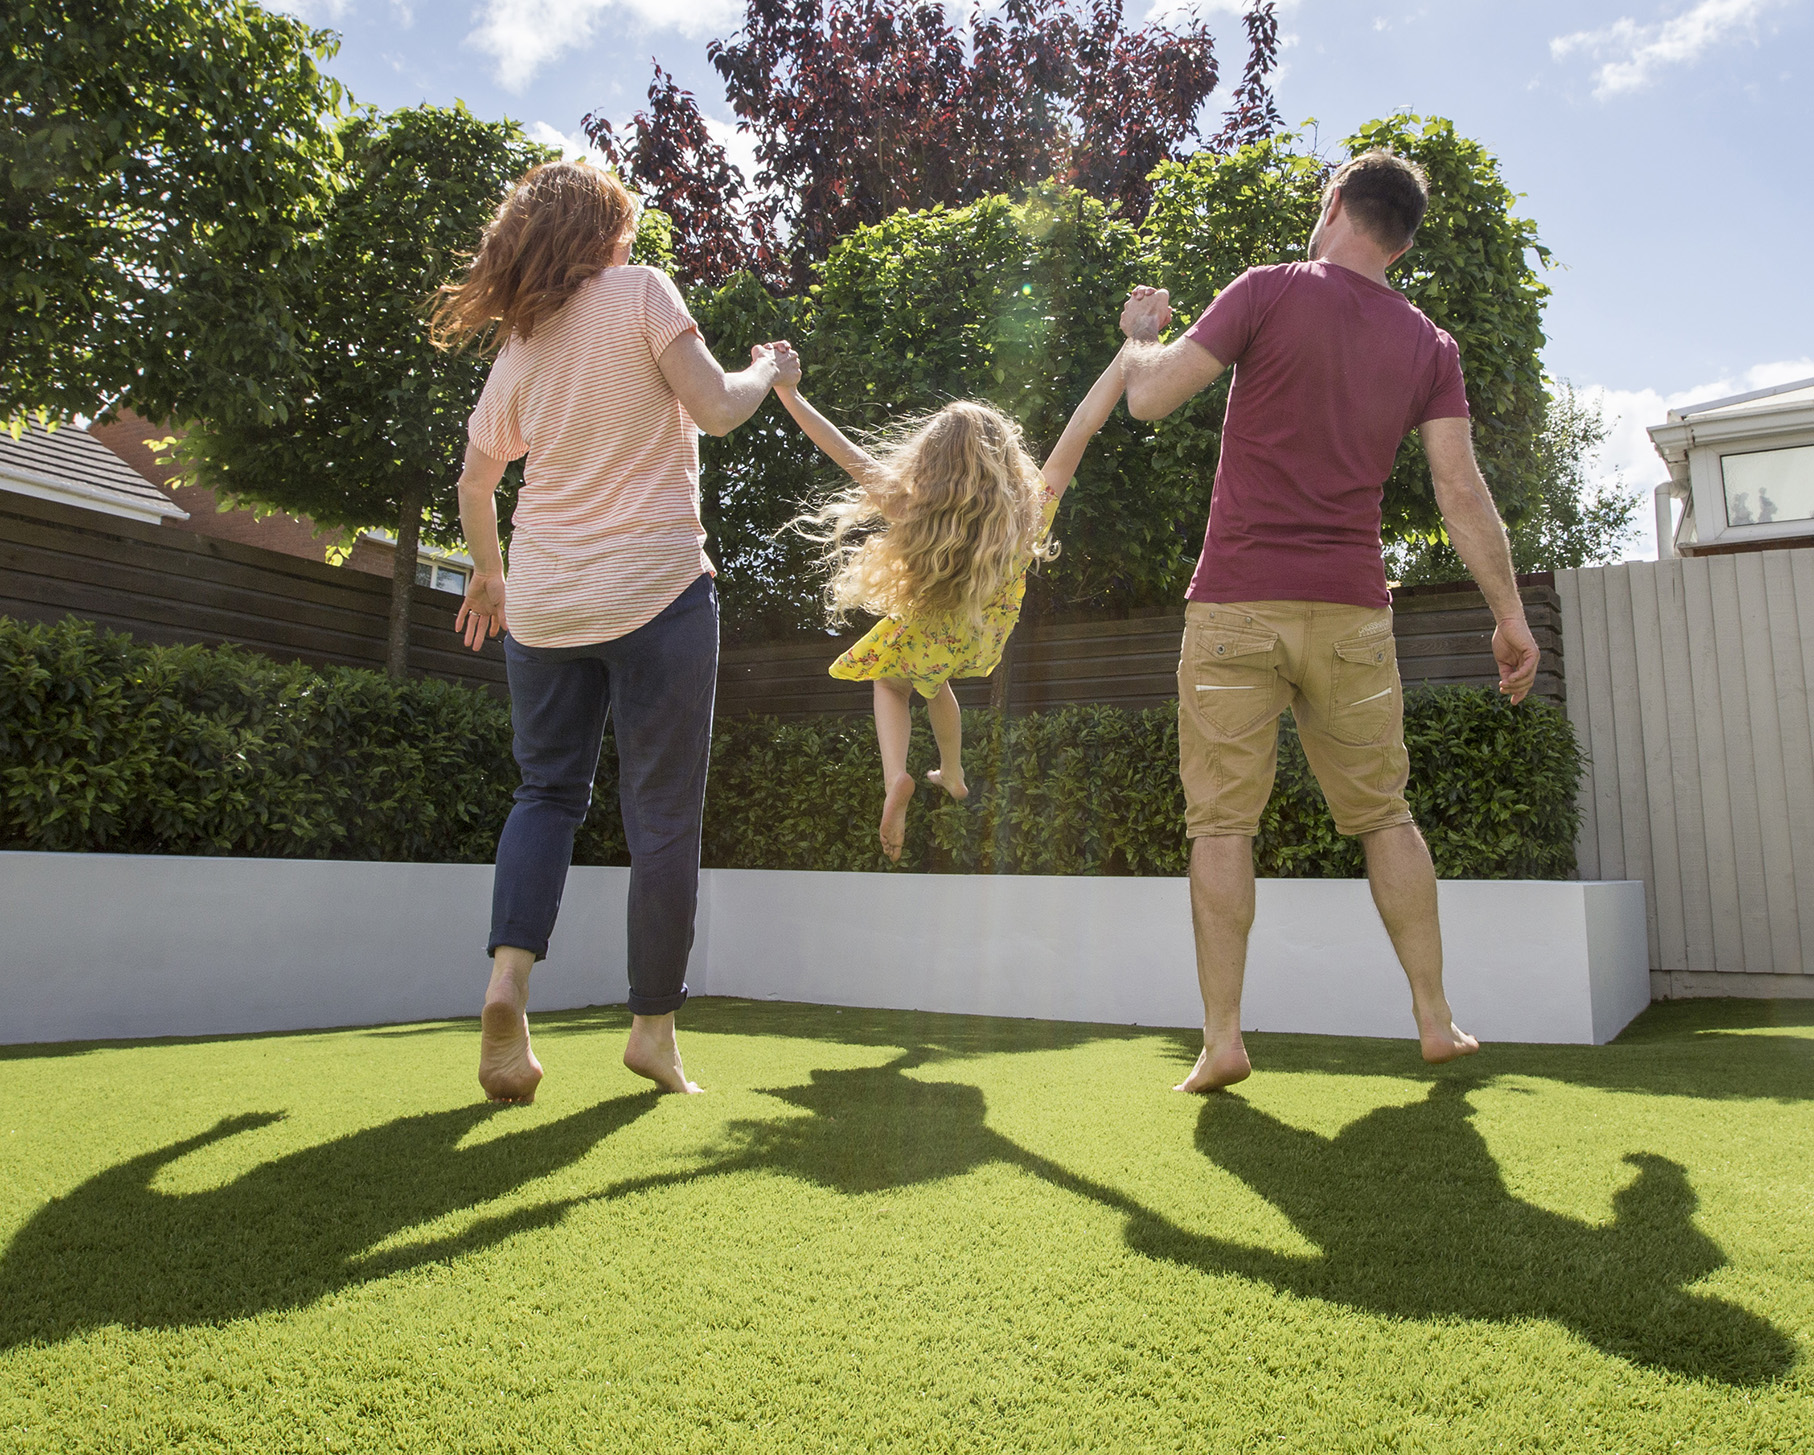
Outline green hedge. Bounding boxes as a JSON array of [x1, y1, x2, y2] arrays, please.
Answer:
[[1, 618, 1580, 878]]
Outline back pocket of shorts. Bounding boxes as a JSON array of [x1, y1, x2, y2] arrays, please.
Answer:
[[1329, 633, 1399, 746], [1188, 626, 1281, 738]]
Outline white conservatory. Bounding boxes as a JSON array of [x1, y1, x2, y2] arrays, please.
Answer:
[[1649, 376, 1814, 558]]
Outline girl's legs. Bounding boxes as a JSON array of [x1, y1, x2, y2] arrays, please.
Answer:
[[874, 677, 916, 861], [925, 681, 968, 800]]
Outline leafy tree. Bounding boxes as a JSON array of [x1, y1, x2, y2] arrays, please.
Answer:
[[589, 0, 1279, 287], [1386, 384, 1640, 584], [2, 0, 344, 430], [1144, 115, 1552, 545], [182, 106, 553, 677], [695, 117, 1554, 636]]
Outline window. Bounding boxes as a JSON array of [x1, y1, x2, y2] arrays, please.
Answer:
[[1721, 443, 1814, 528], [415, 560, 470, 594]]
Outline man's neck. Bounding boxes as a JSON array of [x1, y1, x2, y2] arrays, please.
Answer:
[[1313, 244, 1395, 288]]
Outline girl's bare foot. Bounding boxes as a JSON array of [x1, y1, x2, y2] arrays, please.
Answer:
[[879, 771, 915, 861], [1174, 1031, 1252, 1093], [926, 766, 968, 800], [1419, 1019, 1481, 1064], [623, 1013, 703, 1094], [478, 999, 543, 1103]]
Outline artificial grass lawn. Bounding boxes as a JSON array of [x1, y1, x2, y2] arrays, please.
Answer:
[[1, 999, 1810, 1453]]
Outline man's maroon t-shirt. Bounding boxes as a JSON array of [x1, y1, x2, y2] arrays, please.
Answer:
[[1183, 260, 1470, 609]]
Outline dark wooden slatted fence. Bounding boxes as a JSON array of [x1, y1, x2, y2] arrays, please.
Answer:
[[1, 492, 506, 693], [4, 491, 1562, 716], [718, 577, 1564, 719]]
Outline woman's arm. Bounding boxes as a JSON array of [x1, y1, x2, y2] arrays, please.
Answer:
[[454, 442, 510, 651], [1040, 346, 1130, 498], [657, 333, 786, 436]]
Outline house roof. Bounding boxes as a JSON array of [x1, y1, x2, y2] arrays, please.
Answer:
[[1667, 376, 1814, 423], [0, 420, 188, 525]]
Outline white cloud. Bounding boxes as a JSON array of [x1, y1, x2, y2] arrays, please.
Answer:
[[1551, 0, 1781, 99], [467, 0, 741, 92], [1574, 358, 1814, 558], [526, 121, 610, 165]]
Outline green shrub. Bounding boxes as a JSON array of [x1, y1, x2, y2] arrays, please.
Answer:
[[0, 618, 517, 861], [0, 618, 1579, 878]]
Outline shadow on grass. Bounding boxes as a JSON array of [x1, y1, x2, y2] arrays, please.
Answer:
[[576, 1052, 1794, 1387], [3, 1001, 1800, 1386], [0, 1092, 656, 1354]]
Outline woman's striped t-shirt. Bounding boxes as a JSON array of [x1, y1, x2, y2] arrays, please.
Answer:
[[468, 265, 711, 648]]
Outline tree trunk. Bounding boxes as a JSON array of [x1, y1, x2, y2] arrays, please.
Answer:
[[386, 477, 427, 681]]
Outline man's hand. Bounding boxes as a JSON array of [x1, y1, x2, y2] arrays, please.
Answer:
[[456, 571, 507, 652], [763, 339, 802, 394], [1120, 285, 1173, 342], [1492, 615, 1539, 704]]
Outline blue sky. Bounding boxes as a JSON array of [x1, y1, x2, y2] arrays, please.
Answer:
[[281, 0, 1811, 557]]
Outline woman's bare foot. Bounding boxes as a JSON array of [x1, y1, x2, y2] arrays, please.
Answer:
[[479, 949, 542, 1102], [879, 771, 915, 861], [1174, 1031, 1252, 1093], [623, 1013, 703, 1094], [926, 765, 968, 801], [478, 1001, 542, 1103], [1419, 1019, 1481, 1064]]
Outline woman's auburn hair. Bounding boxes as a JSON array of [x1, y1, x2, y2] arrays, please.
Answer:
[[431, 161, 638, 352], [803, 401, 1057, 630]]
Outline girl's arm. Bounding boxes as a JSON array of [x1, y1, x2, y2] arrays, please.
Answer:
[[1040, 346, 1130, 499], [771, 348, 882, 487]]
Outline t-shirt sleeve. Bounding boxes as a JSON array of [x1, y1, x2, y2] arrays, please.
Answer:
[[467, 348, 526, 461], [1419, 329, 1471, 423], [1184, 268, 1260, 366], [642, 268, 699, 359]]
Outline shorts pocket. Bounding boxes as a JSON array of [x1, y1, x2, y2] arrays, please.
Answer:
[[1328, 632, 1400, 747], [1186, 624, 1282, 738]]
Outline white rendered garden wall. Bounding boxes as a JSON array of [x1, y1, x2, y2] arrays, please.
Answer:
[[0, 854, 1647, 1047]]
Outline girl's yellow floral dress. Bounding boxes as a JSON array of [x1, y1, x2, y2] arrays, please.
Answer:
[[829, 490, 1059, 698]]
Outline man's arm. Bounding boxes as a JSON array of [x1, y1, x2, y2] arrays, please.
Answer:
[[1419, 416, 1539, 704], [657, 332, 784, 436], [1118, 286, 1226, 421]]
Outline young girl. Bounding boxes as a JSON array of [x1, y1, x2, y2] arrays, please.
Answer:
[[777, 347, 1130, 860]]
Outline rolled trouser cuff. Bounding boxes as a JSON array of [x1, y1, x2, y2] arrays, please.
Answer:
[[486, 930, 550, 962], [626, 984, 689, 1017]]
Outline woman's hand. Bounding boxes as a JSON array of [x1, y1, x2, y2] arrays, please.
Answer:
[[455, 570, 508, 651], [764, 340, 802, 395]]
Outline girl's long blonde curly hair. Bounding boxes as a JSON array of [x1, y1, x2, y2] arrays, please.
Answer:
[[803, 401, 1057, 628]]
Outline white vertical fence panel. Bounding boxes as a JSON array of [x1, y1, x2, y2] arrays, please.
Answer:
[[1603, 565, 1659, 963], [1627, 566, 1685, 968], [1555, 570, 1600, 880], [1558, 549, 1814, 982]]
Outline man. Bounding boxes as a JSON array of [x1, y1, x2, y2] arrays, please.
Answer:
[[1119, 149, 1540, 1092]]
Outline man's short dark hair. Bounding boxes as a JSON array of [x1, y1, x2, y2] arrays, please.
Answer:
[[1328, 151, 1428, 252]]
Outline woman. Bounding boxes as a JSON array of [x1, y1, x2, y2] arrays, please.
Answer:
[[434, 162, 796, 1100]]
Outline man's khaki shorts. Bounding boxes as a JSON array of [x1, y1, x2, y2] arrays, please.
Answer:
[[1177, 599, 1413, 839]]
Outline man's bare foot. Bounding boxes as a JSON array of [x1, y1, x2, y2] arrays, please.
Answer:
[[1174, 1033, 1252, 1093], [879, 771, 915, 861], [926, 766, 968, 801], [1419, 1020, 1480, 1064], [479, 999, 543, 1103], [623, 1013, 703, 1094]]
